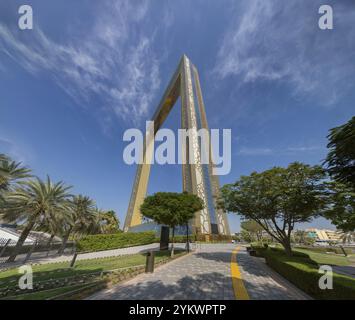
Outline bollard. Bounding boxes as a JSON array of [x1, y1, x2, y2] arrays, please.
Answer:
[[160, 226, 169, 251], [145, 250, 155, 273]]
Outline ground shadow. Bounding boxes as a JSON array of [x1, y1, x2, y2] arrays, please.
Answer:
[[90, 271, 232, 300]]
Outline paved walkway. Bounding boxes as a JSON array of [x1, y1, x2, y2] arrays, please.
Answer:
[[89, 244, 310, 300], [333, 265, 355, 279], [236, 248, 309, 299]]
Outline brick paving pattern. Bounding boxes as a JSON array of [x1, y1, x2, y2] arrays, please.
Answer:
[[89, 244, 310, 300], [236, 248, 310, 300]]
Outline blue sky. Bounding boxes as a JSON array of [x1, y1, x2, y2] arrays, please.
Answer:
[[0, 0, 354, 232]]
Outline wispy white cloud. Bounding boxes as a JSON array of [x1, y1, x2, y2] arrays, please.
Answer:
[[0, 1, 160, 126], [215, 0, 355, 106], [0, 136, 35, 164], [238, 145, 325, 156], [238, 147, 273, 156]]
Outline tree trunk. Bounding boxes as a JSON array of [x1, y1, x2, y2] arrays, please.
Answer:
[[186, 222, 189, 253], [58, 229, 71, 255], [171, 227, 175, 258], [7, 219, 36, 263], [282, 239, 293, 256]]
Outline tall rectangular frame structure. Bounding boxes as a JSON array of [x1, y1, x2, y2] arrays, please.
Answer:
[[123, 55, 230, 236]]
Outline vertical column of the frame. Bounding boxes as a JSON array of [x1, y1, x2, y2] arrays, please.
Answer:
[[131, 122, 154, 227], [123, 163, 143, 231], [192, 64, 231, 236], [124, 123, 154, 230], [180, 63, 195, 234], [180, 72, 192, 194], [182, 56, 211, 235]]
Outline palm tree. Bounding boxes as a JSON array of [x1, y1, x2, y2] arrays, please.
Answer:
[[35, 205, 72, 247], [0, 154, 8, 162], [0, 154, 32, 192], [1, 176, 72, 262], [0, 155, 32, 217], [97, 210, 120, 234], [58, 195, 99, 254]]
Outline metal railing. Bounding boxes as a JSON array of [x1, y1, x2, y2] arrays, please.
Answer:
[[0, 237, 75, 266]]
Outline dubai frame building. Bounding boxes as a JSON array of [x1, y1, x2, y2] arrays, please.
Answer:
[[123, 55, 230, 236]]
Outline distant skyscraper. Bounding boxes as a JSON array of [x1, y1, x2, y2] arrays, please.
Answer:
[[123, 55, 230, 236]]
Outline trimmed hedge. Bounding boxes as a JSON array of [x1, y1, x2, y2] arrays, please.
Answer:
[[76, 232, 156, 252], [154, 234, 233, 243], [252, 246, 355, 300]]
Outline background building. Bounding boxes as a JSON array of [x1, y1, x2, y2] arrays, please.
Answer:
[[306, 228, 343, 243]]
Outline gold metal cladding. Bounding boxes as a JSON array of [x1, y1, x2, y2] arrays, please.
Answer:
[[123, 55, 230, 236]]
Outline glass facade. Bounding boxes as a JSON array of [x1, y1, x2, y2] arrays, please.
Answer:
[[192, 72, 218, 233]]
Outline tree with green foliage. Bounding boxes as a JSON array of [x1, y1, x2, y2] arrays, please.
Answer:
[[293, 230, 306, 244], [241, 220, 264, 242], [292, 230, 316, 246], [1, 176, 72, 262], [97, 210, 120, 234], [322, 181, 355, 232], [323, 117, 355, 232], [220, 162, 326, 256], [0, 154, 32, 207], [240, 229, 253, 243], [140, 192, 204, 257], [35, 202, 72, 247], [58, 195, 99, 254], [324, 116, 355, 189], [0, 154, 32, 191]]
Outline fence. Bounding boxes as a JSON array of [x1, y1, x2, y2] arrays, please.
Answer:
[[0, 236, 75, 266]]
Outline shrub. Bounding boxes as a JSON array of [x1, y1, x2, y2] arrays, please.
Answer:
[[76, 232, 156, 253], [195, 234, 232, 242], [258, 248, 355, 300], [154, 234, 233, 243], [169, 235, 189, 243]]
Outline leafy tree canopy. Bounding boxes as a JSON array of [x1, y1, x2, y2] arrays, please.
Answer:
[[324, 116, 355, 189], [140, 192, 204, 228], [241, 220, 264, 233], [220, 162, 326, 255], [241, 219, 264, 242], [141, 192, 204, 257], [322, 181, 355, 232]]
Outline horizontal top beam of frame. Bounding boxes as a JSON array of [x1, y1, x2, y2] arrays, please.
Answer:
[[150, 56, 185, 133]]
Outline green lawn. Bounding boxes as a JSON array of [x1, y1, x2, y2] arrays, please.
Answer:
[[6, 283, 95, 300], [294, 248, 353, 266], [0, 249, 185, 299], [250, 245, 355, 299]]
